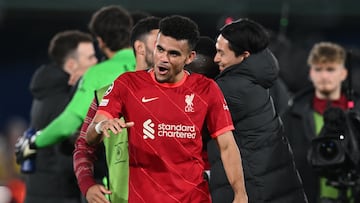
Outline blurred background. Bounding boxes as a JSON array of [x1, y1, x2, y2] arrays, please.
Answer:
[[1, 1, 360, 202], [1, 0, 360, 132]]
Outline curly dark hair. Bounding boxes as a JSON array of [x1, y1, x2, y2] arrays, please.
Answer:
[[159, 15, 199, 51], [88, 5, 132, 51]]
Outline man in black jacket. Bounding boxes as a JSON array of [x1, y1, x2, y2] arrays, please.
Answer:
[[208, 18, 307, 203], [281, 42, 360, 203], [25, 30, 97, 203]]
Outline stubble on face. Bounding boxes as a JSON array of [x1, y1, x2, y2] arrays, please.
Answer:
[[153, 33, 191, 83], [144, 29, 159, 68]]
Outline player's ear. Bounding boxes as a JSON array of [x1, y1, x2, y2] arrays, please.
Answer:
[[185, 51, 196, 65], [63, 57, 77, 74], [134, 40, 145, 56]]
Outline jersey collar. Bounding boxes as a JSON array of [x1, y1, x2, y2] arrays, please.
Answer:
[[149, 69, 189, 88]]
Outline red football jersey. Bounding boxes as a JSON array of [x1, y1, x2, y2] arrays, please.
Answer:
[[98, 69, 234, 203]]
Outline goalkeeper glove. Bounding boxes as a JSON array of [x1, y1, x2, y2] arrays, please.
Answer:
[[15, 128, 39, 164]]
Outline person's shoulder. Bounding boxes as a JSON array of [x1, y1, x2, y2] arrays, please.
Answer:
[[85, 50, 135, 73], [88, 57, 122, 70], [290, 85, 314, 103], [113, 48, 136, 59], [81, 61, 107, 78], [112, 49, 136, 65], [188, 72, 212, 82], [116, 69, 149, 81], [187, 72, 219, 90], [82, 59, 132, 79], [285, 85, 314, 114], [351, 91, 360, 110]]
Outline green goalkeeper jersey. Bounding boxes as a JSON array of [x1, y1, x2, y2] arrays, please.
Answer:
[[96, 85, 129, 203], [35, 49, 135, 147]]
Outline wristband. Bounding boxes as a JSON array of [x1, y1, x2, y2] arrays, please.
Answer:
[[29, 131, 39, 149], [95, 121, 105, 134]]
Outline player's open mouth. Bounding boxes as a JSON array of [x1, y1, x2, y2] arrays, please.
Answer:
[[157, 66, 169, 74]]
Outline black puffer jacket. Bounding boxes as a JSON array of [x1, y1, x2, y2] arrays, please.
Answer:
[[281, 87, 319, 203], [26, 63, 81, 203], [208, 48, 307, 203]]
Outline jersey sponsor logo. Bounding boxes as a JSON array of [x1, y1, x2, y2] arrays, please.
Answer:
[[143, 119, 155, 139], [158, 123, 196, 139], [141, 97, 159, 103], [99, 99, 109, 106], [142, 119, 197, 140], [223, 99, 229, 111], [185, 93, 195, 112], [104, 82, 114, 96]]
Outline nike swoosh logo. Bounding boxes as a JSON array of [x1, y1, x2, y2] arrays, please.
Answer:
[[141, 97, 159, 103]]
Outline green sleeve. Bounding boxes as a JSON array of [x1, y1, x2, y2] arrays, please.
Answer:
[[35, 110, 82, 148], [66, 73, 97, 118], [35, 74, 95, 148]]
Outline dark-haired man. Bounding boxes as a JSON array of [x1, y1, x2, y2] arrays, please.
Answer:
[[15, 4, 135, 167], [73, 16, 160, 203], [85, 15, 247, 203], [209, 18, 307, 203], [24, 30, 97, 203], [130, 16, 160, 70], [185, 36, 219, 180]]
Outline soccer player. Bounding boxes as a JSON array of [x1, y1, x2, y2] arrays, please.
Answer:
[[73, 16, 161, 203], [15, 5, 135, 168], [21, 30, 97, 203], [86, 15, 248, 203]]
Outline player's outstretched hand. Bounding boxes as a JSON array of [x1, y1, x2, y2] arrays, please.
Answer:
[[96, 119, 134, 137]]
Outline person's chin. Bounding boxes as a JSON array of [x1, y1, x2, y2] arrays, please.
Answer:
[[155, 73, 167, 83], [319, 89, 333, 95]]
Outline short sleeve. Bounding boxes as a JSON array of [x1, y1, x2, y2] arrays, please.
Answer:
[[97, 78, 123, 119], [206, 81, 234, 138]]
